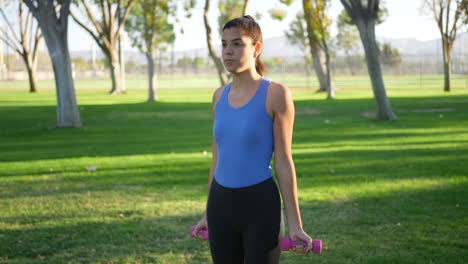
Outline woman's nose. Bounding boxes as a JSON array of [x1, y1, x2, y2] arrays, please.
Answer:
[[223, 46, 233, 55]]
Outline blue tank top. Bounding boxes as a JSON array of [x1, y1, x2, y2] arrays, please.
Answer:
[[213, 77, 274, 188]]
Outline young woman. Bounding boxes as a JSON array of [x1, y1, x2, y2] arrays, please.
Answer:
[[193, 15, 313, 264]]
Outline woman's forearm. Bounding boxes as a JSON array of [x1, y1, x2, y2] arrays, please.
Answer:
[[275, 159, 303, 232]]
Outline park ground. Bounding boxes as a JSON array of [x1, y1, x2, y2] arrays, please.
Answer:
[[0, 74, 467, 263]]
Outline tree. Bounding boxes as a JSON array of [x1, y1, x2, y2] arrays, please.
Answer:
[[125, 0, 176, 102], [340, 0, 396, 120], [303, 0, 335, 99], [204, 0, 228, 87], [0, 1, 42, 92], [423, 0, 467, 92], [271, 1, 331, 95], [23, 0, 81, 128], [71, 0, 137, 94], [285, 12, 313, 76], [204, 0, 249, 87], [380, 43, 401, 68], [336, 10, 360, 75], [463, 0, 468, 24]]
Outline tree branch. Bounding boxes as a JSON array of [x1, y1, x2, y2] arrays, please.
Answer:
[[23, 0, 39, 15], [78, 0, 108, 46], [70, 11, 106, 51], [99, 0, 109, 31], [115, 0, 137, 38], [445, 0, 451, 36], [0, 7, 21, 46], [106, 0, 113, 40], [0, 28, 22, 55], [114, 0, 122, 27], [340, 0, 355, 21]]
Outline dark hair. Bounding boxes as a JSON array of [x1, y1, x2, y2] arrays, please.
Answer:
[[222, 15, 267, 76]]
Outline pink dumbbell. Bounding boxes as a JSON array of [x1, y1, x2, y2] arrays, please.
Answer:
[[190, 225, 209, 240], [281, 237, 322, 254], [190, 225, 322, 254]]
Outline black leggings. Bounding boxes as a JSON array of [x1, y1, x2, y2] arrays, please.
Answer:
[[207, 177, 282, 264]]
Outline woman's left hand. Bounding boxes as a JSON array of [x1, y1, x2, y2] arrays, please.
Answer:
[[289, 229, 313, 254]]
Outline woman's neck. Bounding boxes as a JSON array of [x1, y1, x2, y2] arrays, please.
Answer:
[[230, 68, 262, 92]]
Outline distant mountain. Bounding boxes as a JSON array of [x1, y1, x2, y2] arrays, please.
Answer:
[[70, 32, 468, 64], [378, 32, 468, 56]]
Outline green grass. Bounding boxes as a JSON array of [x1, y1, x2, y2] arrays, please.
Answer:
[[0, 74, 467, 263]]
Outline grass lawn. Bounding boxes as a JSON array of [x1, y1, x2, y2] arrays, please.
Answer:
[[0, 74, 467, 263]]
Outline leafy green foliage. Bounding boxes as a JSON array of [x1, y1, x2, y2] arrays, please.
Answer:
[[125, 0, 176, 55], [217, 0, 245, 36], [336, 10, 360, 56], [269, 7, 288, 21], [380, 42, 402, 67], [279, 0, 294, 6], [284, 12, 312, 69], [303, 0, 332, 45]]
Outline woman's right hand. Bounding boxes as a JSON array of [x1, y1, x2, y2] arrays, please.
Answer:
[[193, 214, 208, 241]]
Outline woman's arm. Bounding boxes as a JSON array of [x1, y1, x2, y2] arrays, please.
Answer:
[[193, 86, 223, 240], [207, 86, 223, 190], [269, 82, 313, 253]]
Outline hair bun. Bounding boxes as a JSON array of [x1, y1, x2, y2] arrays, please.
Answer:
[[243, 15, 255, 21]]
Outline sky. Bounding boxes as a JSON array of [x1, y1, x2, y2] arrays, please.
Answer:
[[66, 0, 443, 52]]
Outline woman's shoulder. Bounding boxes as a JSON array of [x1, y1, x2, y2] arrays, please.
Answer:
[[267, 81, 292, 102], [212, 84, 229, 107]]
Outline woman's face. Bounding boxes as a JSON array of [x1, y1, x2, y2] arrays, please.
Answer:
[[221, 27, 260, 74]]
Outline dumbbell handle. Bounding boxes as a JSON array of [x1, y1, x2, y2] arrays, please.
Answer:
[[190, 225, 209, 240], [281, 237, 322, 254], [190, 226, 322, 254]]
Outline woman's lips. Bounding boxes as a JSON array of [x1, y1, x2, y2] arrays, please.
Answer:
[[224, 59, 234, 64]]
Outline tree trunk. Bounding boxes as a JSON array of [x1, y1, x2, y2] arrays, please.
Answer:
[[303, 56, 312, 75], [242, 0, 250, 15], [109, 50, 122, 94], [42, 27, 81, 127], [22, 55, 38, 93], [442, 37, 452, 92], [356, 18, 396, 120], [324, 45, 335, 99], [146, 52, 157, 102], [204, 0, 228, 87], [310, 44, 328, 92], [23, 0, 81, 128], [344, 51, 356, 75]]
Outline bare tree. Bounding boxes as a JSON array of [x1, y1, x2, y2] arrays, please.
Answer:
[[23, 0, 81, 128], [424, 0, 466, 92], [0, 1, 42, 92], [71, 0, 136, 94], [204, 0, 228, 87], [303, 0, 335, 99], [204, 0, 249, 87], [340, 0, 396, 120]]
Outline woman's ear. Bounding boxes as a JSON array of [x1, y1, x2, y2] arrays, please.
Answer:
[[254, 42, 263, 57]]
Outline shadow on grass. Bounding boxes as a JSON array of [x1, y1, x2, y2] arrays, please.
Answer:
[[0, 214, 212, 263], [289, 181, 468, 264], [0, 180, 465, 264], [1, 95, 467, 164]]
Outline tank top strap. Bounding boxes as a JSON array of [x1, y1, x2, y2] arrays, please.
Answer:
[[256, 78, 271, 104], [219, 82, 232, 106]]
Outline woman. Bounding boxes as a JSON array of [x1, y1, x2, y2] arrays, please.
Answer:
[[193, 15, 313, 264]]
